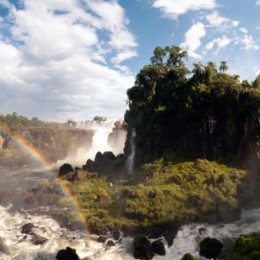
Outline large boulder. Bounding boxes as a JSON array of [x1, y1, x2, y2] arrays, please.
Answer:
[[133, 236, 154, 259], [199, 237, 224, 259], [56, 247, 80, 260], [151, 239, 165, 256], [58, 163, 73, 177]]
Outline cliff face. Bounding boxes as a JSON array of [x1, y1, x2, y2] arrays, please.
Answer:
[[1, 127, 94, 165]]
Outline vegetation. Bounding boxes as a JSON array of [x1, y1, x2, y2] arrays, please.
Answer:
[[227, 234, 260, 260], [0, 113, 94, 165], [125, 45, 260, 166], [59, 159, 250, 234]]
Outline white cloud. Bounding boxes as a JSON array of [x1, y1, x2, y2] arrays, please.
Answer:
[[205, 36, 231, 54], [206, 11, 239, 30], [152, 0, 216, 19], [180, 22, 206, 58], [240, 27, 248, 34], [0, 0, 137, 121], [239, 34, 259, 50], [256, 0, 260, 5]]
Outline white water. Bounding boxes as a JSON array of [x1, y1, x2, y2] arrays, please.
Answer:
[[1, 201, 260, 259], [0, 204, 135, 260], [125, 129, 135, 175]]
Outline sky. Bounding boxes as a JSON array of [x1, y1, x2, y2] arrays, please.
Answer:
[[0, 0, 259, 122]]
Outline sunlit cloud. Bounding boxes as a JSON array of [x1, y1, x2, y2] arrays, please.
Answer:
[[206, 11, 239, 31], [0, 0, 137, 121], [180, 22, 206, 59], [152, 0, 216, 19]]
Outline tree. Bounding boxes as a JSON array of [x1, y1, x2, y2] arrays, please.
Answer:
[[252, 74, 260, 88], [151, 46, 166, 65], [219, 60, 228, 72]]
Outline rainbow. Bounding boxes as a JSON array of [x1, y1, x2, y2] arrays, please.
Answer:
[[5, 133, 89, 233]]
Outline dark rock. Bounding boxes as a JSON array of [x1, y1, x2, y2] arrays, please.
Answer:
[[21, 223, 35, 234], [199, 237, 224, 259], [106, 239, 115, 249], [133, 236, 154, 259], [58, 163, 73, 177], [162, 230, 174, 247], [199, 227, 207, 235], [151, 239, 165, 255], [31, 234, 47, 245], [97, 235, 108, 243], [102, 151, 116, 161], [0, 237, 10, 255], [181, 253, 196, 260], [56, 247, 80, 260], [112, 229, 121, 240]]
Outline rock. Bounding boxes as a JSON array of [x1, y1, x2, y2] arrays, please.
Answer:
[[162, 230, 174, 247], [106, 239, 115, 249], [133, 236, 154, 259], [58, 163, 73, 177], [112, 229, 121, 240], [151, 239, 165, 255], [97, 235, 108, 243], [31, 234, 47, 245], [21, 223, 35, 234], [199, 237, 224, 259], [181, 253, 196, 260], [199, 227, 207, 235], [56, 247, 80, 260], [0, 237, 10, 255]]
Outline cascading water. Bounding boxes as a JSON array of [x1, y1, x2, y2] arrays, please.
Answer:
[[125, 129, 136, 174], [56, 119, 127, 166]]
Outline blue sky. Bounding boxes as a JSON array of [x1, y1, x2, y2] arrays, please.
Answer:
[[0, 0, 259, 121]]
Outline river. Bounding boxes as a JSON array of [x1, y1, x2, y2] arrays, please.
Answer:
[[1, 166, 260, 259]]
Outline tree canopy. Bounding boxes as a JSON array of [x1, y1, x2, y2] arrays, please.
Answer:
[[125, 45, 260, 166]]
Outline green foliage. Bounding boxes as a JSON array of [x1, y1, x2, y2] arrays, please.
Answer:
[[227, 234, 260, 260], [125, 45, 260, 166], [120, 159, 247, 225]]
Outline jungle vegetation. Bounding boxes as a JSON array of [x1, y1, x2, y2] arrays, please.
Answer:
[[125, 46, 260, 166]]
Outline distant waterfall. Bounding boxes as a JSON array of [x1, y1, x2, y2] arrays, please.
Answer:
[[56, 119, 126, 166], [126, 129, 136, 174]]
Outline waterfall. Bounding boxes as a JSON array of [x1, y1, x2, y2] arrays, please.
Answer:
[[56, 119, 126, 166], [126, 129, 136, 174]]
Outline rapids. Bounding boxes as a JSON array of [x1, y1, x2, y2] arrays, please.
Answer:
[[1, 166, 260, 259]]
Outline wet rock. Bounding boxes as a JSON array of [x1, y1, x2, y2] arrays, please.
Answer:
[[97, 235, 108, 243], [31, 234, 47, 245], [58, 163, 73, 177], [199, 227, 207, 235], [133, 236, 154, 259], [199, 237, 224, 259], [56, 247, 80, 260], [112, 229, 121, 240], [0, 237, 10, 255], [151, 239, 165, 255], [106, 239, 115, 249], [21, 223, 35, 234], [162, 230, 174, 247]]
